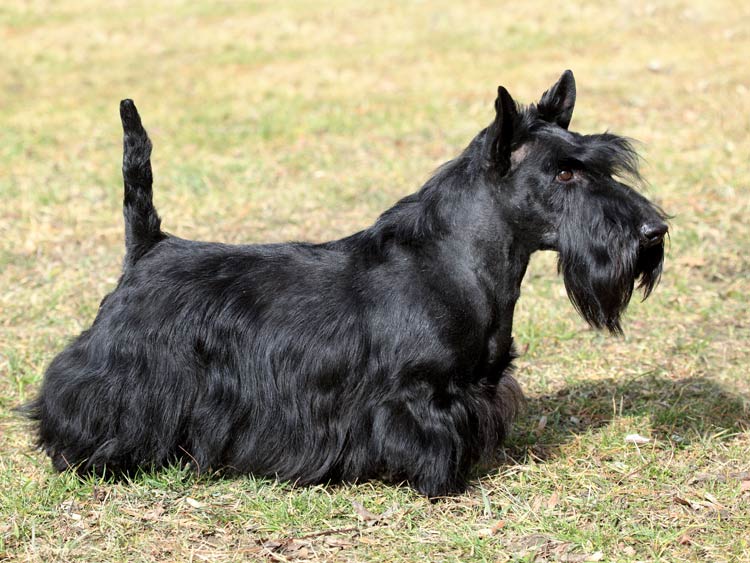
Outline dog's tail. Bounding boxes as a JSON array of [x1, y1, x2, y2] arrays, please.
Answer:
[[120, 99, 165, 267]]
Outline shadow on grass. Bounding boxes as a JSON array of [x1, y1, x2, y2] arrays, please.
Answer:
[[501, 374, 750, 464]]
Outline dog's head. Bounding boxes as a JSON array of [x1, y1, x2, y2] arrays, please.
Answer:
[[480, 70, 668, 333]]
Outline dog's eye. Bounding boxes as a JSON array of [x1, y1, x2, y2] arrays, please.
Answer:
[[556, 169, 574, 182]]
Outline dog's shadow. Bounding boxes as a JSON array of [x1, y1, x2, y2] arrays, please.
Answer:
[[496, 374, 749, 465]]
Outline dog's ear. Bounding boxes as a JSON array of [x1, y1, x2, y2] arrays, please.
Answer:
[[538, 70, 576, 129], [483, 85, 518, 175]]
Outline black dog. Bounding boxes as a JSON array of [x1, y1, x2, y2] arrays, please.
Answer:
[[24, 71, 667, 497]]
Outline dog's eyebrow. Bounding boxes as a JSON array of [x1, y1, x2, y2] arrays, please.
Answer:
[[538, 124, 578, 144]]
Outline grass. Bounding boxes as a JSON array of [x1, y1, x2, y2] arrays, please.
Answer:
[[1, 0, 749, 561]]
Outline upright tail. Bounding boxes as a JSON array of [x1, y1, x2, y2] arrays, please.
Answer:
[[120, 99, 165, 267]]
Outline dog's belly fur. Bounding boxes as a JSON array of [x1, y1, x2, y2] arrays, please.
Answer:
[[37, 236, 520, 492]]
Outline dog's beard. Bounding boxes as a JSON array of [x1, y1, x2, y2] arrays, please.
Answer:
[[557, 227, 664, 335], [634, 243, 664, 299]]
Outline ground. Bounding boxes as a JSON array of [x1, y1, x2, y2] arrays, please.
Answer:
[[1, 1, 749, 561]]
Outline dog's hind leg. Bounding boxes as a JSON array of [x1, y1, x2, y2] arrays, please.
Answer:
[[370, 400, 470, 497]]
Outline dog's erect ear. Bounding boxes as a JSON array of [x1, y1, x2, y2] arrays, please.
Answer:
[[538, 69, 576, 129], [483, 85, 518, 175]]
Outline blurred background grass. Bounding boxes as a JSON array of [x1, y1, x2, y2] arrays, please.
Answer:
[[1, 1, 749, 561]]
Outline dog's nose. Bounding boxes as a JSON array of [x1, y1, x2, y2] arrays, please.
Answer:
[[639, 222, 668, 247]]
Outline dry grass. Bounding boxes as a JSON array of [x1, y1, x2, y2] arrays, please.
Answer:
[[1, 1, 749, 561]]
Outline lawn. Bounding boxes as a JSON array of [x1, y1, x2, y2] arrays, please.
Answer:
[[1, 1, 749, 561]]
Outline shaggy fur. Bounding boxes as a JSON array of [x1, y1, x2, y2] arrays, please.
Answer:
[[23, 71, 667, 497]]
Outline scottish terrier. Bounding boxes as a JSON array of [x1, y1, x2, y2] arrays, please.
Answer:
[[24, 71, 667, 497]]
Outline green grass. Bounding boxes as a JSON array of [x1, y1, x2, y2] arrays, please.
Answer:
[[2, 0, 749, 561]]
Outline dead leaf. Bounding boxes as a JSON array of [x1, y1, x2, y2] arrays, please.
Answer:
[[284, 540, 309, 554], [508, 534, 554, 553], [679, 533, 693, 545], [703, 492, 725, 509], [691, 472, 723, 483], [674, 496, 701, 510], [741, 480, 750, 493], [351, 500, 381, 523], [691, 471, 750, 484], [536, 415, 547, 435], [184, 497, 206, 509], [65, 511, 82, 521], [92, 486, 108, 503], [260, 540, 283, 550], [380, 503, 399, 520], [142, 504, 166, 521], [492, 520, 506, 533], [59, 500, 82, 521], [547, 491, 560, 509], [477, 520, 505, 537], [560, 551, 604, 562], [358, 537, 379, 545], [625, 433, 651, 444], [323, 537, 354, 549]]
